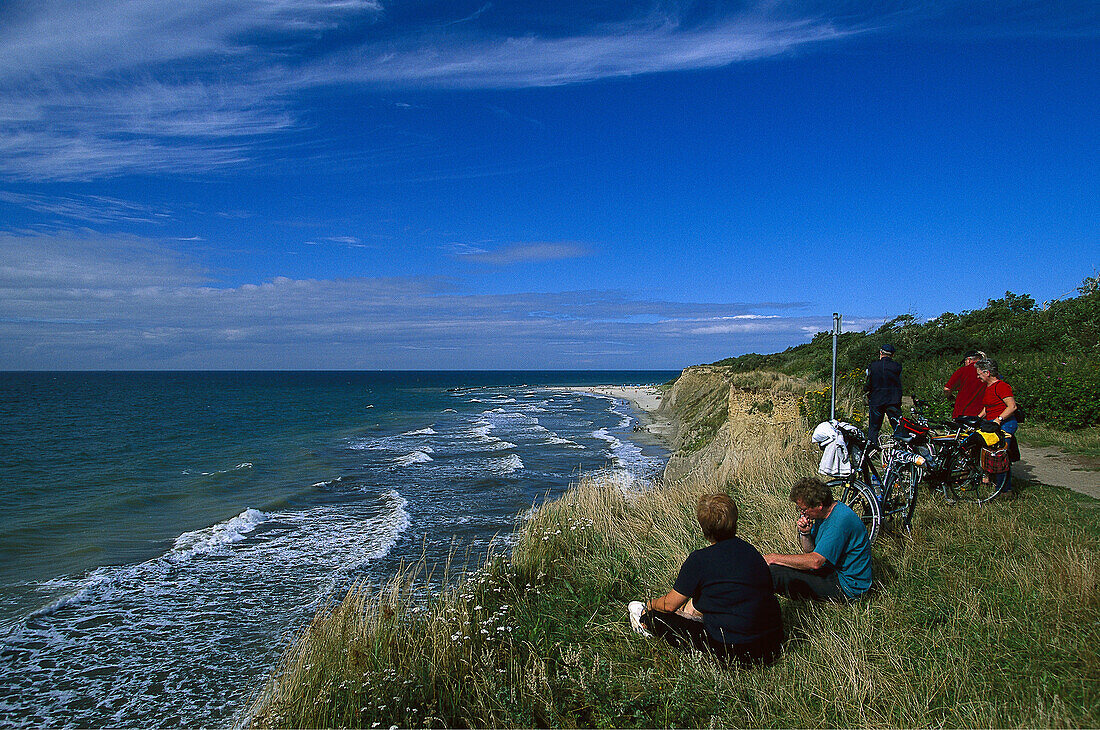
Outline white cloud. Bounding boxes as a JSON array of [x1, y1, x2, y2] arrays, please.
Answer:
[[450, 241, 591, 265], [312, 12, 854, 90], [0, 191, 173, 225], [1, 1, 1096, 180], [0, 231, 848, 369]]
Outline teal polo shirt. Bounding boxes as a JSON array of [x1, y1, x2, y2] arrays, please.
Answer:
[[810, 501, 873, 598]]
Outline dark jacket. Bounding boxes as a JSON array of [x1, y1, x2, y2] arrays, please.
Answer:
[[865, 358, 903, 406]]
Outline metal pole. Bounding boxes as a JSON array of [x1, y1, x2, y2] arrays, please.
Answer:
[[830, 313, 841, 420]]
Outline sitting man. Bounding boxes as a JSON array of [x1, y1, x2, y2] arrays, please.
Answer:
[[628, 493, 783, 666], [763, 477, 873, 601]]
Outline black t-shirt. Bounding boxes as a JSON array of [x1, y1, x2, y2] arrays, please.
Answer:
[[672, 536, 783, 645]]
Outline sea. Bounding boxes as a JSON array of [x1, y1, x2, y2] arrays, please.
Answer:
[[0, 371, 676, 728]]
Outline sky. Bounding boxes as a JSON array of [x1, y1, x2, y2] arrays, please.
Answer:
[[0, 1, 1097, 370]]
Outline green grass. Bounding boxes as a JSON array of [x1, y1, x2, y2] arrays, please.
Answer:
[[246, 415, 1100, 729]]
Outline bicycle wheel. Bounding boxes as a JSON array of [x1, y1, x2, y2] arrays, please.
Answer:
[[943, 448, 997, 502], [881, 463, 919, 532], [835, 479, 881, 544]]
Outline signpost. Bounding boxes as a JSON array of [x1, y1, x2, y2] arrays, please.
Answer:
[[830, 313, 841, 420]]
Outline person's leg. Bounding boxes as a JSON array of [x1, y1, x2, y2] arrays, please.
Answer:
[[884, 404, 902, 433], [641, 609, 712, 651], [709, 630, 784, 667], [998, 420, 1018, 495], [770, 565, 847, 601], [867, 403, 885, 444]]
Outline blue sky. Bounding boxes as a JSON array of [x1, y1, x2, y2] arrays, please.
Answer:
[[1, 1, 1097, 370]]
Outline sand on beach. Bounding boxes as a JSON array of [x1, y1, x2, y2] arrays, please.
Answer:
[[551, 385, 675, 444]]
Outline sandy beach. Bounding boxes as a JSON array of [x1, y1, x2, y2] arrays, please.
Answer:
[[550, 385, 676, 445]]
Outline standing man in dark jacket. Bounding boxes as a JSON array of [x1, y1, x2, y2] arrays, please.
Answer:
[[865, 344, 902, 447]]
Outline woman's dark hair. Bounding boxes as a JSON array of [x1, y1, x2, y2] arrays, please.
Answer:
[[975, 358, 999, 377], [964, 350, 985, 362], [789, 477, 834, 509], [696, 493, 738, 542]]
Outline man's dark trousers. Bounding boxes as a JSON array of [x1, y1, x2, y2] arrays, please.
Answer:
[[867, 403, 901, 445]]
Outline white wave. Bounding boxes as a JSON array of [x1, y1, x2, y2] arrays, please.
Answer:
[[545, 436, 584, 449], [28, 570, 116, 620], [442, 408, 457, 413], [488, 454, 525, 475], [171, 509, 270, 563], [470, 420, 494, 436], [403, 427, 436, 436], [29, 508, 271, 620], [354, 490, 412, 563], [192, 462, 254, 477], [395, 450, 433, 466], [592, 427, 623, 450]]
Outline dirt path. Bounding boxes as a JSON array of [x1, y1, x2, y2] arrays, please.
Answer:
[[1015, 444, 1100, 500]]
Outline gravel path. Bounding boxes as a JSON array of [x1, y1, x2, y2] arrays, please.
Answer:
[[1016, 444, 1100, 500]]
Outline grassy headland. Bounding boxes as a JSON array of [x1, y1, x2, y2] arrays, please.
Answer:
[[246, 367, 1100, 728]]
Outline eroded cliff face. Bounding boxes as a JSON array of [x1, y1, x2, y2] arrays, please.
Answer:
[[659, 366, 804, 486]]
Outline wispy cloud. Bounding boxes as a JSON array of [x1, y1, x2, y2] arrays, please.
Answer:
[[0, 190, 173, 225], [0, 231, 844, 369], [2, 1, 1093, 181], [0, 2, 856, 180], [449, 241, 591, 265], [313, 13, 855, 90]]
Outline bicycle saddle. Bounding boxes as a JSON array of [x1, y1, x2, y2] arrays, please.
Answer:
[[893, 429, 924, 445], [955, 416, 984, 429]]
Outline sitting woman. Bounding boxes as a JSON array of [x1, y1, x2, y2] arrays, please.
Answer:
[[628, 493, 783, 666]]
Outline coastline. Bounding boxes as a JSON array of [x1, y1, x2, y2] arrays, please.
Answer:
[[549, 384, 676, 447]]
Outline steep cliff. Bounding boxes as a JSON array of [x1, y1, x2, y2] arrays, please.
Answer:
[[659, 366, 806, 485]]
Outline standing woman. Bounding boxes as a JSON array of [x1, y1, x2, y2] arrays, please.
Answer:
[[976, 358, 1019, 499]]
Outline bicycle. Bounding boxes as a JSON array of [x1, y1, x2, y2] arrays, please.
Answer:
[[821, 422, 926, 544], [903, 400, 1006, 504]]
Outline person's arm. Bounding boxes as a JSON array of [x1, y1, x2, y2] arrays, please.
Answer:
[[646, 588, 689, 614], [994, 395, 1017, 423], [764, 550, 828, 570], [945, 368, 961, 395], [763, 515, 828, 570]]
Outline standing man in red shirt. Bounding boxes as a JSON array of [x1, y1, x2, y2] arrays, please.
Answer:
[[943, 350, 986, 418]]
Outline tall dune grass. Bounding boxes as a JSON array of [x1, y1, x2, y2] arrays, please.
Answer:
[[246, 407, 1100, 728]]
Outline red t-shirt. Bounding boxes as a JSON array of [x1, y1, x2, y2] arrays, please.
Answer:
[[945, 363, 985, 418], [981, 380, 1015, 421]]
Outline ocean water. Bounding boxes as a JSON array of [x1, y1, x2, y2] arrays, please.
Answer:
[[0, 371, 675, 728]]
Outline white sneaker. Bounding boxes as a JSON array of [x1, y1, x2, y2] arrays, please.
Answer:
[[628, 601, 652, 637]]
